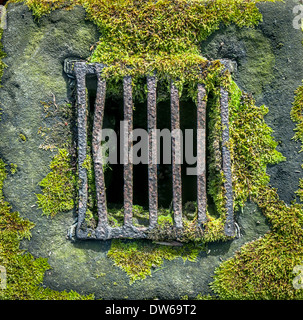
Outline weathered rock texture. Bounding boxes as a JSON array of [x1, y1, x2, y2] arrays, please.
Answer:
[[202, 0, 303, 204], [0, 1, 301, 298]]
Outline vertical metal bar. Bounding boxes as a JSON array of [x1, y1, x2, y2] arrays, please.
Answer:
[[147, 76, 158, 229], [197, 83, 207, 225], [93, 65, 108, 236], [170, 82, 183, 228], [74, 62, 88, 237], [123, 76, 133, 226], [220, 87, 235, 237]]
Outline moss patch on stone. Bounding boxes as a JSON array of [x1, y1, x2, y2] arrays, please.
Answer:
[[35, 98, 77, 217], [291, 82, 303, 201], [229, 81, 285, 209], [0, 159, 93, 299], [36, 148, 76, 217], [107, 239, 201, 284], [211, 186, 303, 299], [210, 85, 303, 299], [11, 0, 281, 92], [0, 29, 6, 86]]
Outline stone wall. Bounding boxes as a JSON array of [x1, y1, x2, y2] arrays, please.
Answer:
[[0, 1, 302, 299]]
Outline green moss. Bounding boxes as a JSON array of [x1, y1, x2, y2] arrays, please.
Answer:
[[12, 0, 281, 96], [0, 158, 93, 299], [9, 163, 18, 175], [0, 29, 6, 87], [291, 82, 303, 200], [107, 206, 204, 284], [291, 83, 303, 144], [107, 239, 201, 284], [5, 0, 299, 299], [182, 293, 217, 300], [35, 99, 77, 218], [229, 81, 285, 210], [211, 191, 303, 299], [19, 133, 27, 142], [209, 84, 303, 300], [36, 148, 76, 217], [147, 208, 206, 243]]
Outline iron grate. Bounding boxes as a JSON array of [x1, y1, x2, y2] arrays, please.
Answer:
[[64, 60, 235, 241]]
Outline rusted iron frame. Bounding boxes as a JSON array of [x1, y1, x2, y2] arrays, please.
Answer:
[[69, 61, 235, 240]]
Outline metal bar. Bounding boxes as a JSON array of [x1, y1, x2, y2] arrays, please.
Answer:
[[92, 65, 108, 237], [123, 75, 133, 226], [197, 83, 207, 224], [147, 76, 158, 229], [74, 62, 88, 238], [220, 87, 235, 237], [170, 82, 183, 229]]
